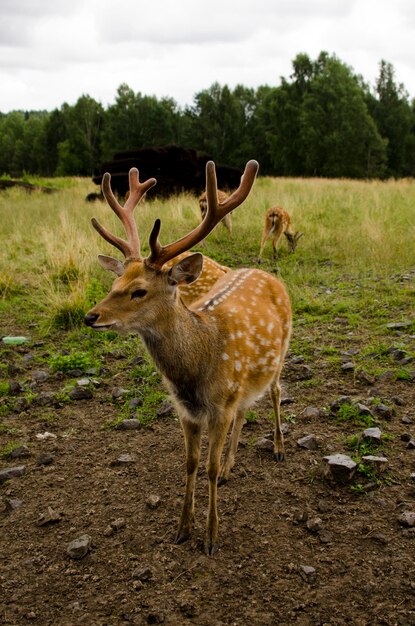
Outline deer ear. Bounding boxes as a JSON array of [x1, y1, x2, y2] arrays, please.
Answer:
[[168, 253, 204, 286], [97, 254, 125, 276]]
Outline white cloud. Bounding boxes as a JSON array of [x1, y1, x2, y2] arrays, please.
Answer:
[[1, 0, 414, 112]]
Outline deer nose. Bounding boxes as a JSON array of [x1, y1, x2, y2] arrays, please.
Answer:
[[84, 312, 99, 327]]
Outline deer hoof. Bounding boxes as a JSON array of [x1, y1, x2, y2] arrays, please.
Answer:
[[174, 529, 191, 544], [273, 451, 285, 462], [205, 541, 218, 557]]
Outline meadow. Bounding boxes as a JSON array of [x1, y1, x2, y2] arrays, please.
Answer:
[[0, 174, 415, 625]]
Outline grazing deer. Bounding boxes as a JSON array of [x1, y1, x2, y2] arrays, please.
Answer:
[[199, 189, 232, 235], [258, 206, 303, 262], [89, 169, 228, 305], [85, 161, 292, 555]]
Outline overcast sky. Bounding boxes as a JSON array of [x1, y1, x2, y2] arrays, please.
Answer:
[[1, 0, 415, 113]]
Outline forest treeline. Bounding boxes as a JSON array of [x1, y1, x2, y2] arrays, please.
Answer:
[[1, 52, 414, 181]]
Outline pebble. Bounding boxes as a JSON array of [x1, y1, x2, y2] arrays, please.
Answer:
[[398, 511, 415, 527], [116, 419, 142, 430], [67, 534, 92, 559], [0, 465, 26, 484], [297, 434, 318, 450], [323, 454, 357, 483], [69, 387, 93, 400], [146, 495, 161, 509], [362, 427, 382, 441]]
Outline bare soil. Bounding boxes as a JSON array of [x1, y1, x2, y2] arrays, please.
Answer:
[[1, 323, 415, 626]]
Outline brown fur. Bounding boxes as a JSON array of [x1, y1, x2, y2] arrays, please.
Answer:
[[258, 206, 303, 262]]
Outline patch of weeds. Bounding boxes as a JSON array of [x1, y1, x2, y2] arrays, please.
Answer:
[[284, 413, 296, 424], [103, 416, 125, 430], [0, 381, 10, 397], [245, 410, 258, 423], [85, 278, 107, 307], [50, 300, 86, 330], [49, 351, 98, 373], [334, 402, 375, 427], [395, 368, 414, 382], [0, 274, 24, 298], [131, 388, 166, 425], [52, 261, 80, 286], [0, 441, 23, 458], [350, 483, 366, 495], [347, 433, 381, 456], [298, 377, 321, 388], [0, 422, 20, 436]]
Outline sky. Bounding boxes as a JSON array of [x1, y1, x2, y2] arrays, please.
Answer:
[[1, 0, 415, 113]]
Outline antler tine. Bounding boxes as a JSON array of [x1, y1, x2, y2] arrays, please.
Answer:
[[146, 159, 259, 268], [92, 169, 157, 260]]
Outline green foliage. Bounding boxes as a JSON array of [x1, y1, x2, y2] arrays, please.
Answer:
[[0, 53, 414, 179], [0, 441, 23, 458], [48, 351, 98, 373], [0, 382, 10, 396], [335, 403, 375, 427]]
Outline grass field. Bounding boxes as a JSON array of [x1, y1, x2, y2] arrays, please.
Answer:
[[1, 173, 414, 337]]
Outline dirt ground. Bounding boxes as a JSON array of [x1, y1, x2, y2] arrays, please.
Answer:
[[1, 321, 415, 626]]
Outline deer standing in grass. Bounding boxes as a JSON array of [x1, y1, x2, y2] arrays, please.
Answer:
[[199, 189, 232, 235], [258, 206, 303, 262], [85, 160, 292, 555]]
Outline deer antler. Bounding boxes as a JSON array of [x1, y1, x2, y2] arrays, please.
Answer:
[[92, 168, 157, 260], [146, 159, 259, 268]]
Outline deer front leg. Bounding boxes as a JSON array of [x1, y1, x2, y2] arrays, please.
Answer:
[[175, 418, 202, 545], [205, 415, 232, 556], [270, 377, 285, 461]]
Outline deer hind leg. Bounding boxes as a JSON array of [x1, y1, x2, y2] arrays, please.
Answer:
[[219, 407, 245, 485], [175, 418, 202, 545], [270, 374, 285, 461], [205, 411, 233, 555], [271, 225, 284, 260], [222, 213, 232, 235], [258, 229, 273, 262]]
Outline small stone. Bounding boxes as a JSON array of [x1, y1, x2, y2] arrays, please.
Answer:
[[386, 321, 412, 330], [35, 391, 57, 407], [392, 396, 405, 406], [299, 565, 316, 582], [302, 407, 321, 419], [356, 370, 375, 385], [356, 403, 373, 416], [398, 511, 415, 527], [37, 453, 55, 466], [281, 395, 294, 405], [69, 387, 93, 400], [330, 396, 351, 412], [407, 439, 415, 449], [103, 526, 114, 537], [132, 566, 153, 581], [254, 438, 274, 452], [0, 465, 26, 484], [32, 370, 49, 382], [375, 404, 394, 419], [110, 517, 126, 531], [9, 381, 24, 395], [323, 454, 357, 484], [128, 397, 143, 409], [116, 419, 142, 430], [362, 427, 382, 441], [10, 445, 31, 458], [111, 453, 135, 465], [157, 401, 174, 417], [36, 431, 57, 440], [297, 434, 318, 450], [7, 498, 24, 510], [112, 387, 129, 399], [341, 362, 355, 372], [36, 506, 61, 526], [361, 455, 388, 472], [146, 494, 161, 509], [67, 534, 92, 559], [401, 416, 412, 424], [76, 377, 91, 386], [289, 364, 313, 381], [306, 517, 323, 533]]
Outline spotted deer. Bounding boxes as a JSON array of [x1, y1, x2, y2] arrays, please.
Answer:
[[199, 189, 232, 235], [89, 168, 229, 305], [258, 206, 303, 262], [85, 160, 292, 555]]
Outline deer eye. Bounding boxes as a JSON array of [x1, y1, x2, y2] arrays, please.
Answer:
[[131, 288, 147, 299]]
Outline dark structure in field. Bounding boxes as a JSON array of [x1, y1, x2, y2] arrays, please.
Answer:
[[92, 145, 243, 198]]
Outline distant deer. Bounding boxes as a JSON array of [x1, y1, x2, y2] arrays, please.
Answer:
[[199, 189, 232, 235], [85, 161, 292, 556], [89, 171, 228, 305], [258, 206, 303, 262]]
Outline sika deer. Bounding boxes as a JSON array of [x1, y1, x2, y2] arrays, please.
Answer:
[[89, 168, 228, 305], [258, 206, 303, 262], [85, 161, 292, 555], [199, 189, 232, 235]]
